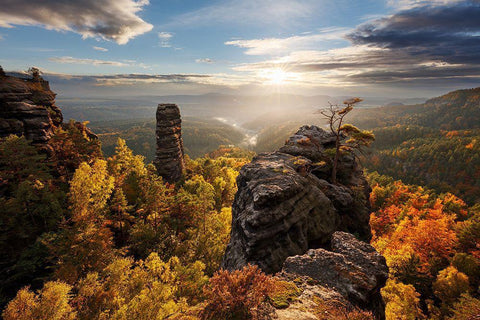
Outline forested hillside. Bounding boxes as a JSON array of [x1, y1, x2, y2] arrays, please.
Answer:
[[251, 87, 480, 205], [367, 127, 480, 204], [368, 172, 480, 319], [89, 117, 245, 162], [2, 128, 479, 319]]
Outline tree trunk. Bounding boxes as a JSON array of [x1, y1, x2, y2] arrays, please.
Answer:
[[332, 117, 344, 184]]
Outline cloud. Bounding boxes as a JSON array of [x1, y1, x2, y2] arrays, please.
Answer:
[[41, 71, 254, 90], [225, 27, 349, 55], [163, 0, 320, 28], [49, 56, 130, 67], [158, 32, 173, 47], [90, 73, 210, 86], [196, 58, 214, 64], [88, 73, 254, 87], [387, 0, 464, 9], [93, 46, 108, 52], [158, 32, 173, 40], [347, 1, 480, 65], [228, 0, 480, 89], [0, 0, 153, 44]]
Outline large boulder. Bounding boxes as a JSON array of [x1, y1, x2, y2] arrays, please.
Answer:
[[222, 125, 372, 274], [281, 232, 388, 319]]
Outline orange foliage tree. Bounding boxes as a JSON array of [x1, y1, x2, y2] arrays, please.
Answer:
[[201, 265, 273, 320]]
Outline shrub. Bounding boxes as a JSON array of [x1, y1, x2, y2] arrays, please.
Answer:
[[201, 264, 273, 320]]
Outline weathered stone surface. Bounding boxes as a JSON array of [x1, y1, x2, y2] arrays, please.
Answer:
[[281, 232, 388, 319], [222, 125, 372, 274], [0, 72, 63, 144], [153, 104, 185, 183], [273, 280, 344, 320]]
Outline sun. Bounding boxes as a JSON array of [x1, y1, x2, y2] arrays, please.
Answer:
[[261, 68, 291, 85], [266, 68, 288, 84]]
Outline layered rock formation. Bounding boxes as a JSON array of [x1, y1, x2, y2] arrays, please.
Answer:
[[223, 125, 372, 274], [153, 104, 185, 183], [0, 71, 63, 144], [222, 125, 387, 318]]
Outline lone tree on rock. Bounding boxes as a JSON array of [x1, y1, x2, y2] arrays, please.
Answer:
[[27, 67, 41, 80], [318, 98, 375, 184]]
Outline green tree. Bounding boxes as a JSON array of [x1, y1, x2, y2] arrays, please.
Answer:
[[182, 208, 232, 275], [27, 67, 41, 81]]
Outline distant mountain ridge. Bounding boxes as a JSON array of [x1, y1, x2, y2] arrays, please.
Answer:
[[55, 91, 427, 123], [413, 87, 480, 130]]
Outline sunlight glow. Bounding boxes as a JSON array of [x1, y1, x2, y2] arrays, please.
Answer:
[[260, 68, 297, 85]]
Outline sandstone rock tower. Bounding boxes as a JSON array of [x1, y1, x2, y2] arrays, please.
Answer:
[[154, 104, 185, 183], [223, 125, 373, 274], [222, 125, 388, 319]]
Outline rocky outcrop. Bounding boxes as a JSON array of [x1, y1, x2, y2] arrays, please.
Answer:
[[222, 125, 372, 274], [280, 232, 388, 319], [222, 125, 388, 318], [153, 104, 185, 183], [0, 72, 63, 144]]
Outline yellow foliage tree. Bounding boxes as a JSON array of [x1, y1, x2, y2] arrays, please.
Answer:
[[3, 281, 75, 320], [54, 160, 116, 283], [433, 266, 469, 307], [381, 279, 425, 320]]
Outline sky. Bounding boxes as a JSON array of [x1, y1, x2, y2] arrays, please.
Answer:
[[1, 0, 480, 98]]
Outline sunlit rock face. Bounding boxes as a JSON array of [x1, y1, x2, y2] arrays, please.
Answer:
[[223, 125, 372, 274], [154, 104, 185, 183], [280, 232, 388, 320], [0, 72, 63, 144]]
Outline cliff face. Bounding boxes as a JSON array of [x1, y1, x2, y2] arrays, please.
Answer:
[[222, 125, 387, 318], [153, 104, 185, 183], [0, 73, 63, 144]]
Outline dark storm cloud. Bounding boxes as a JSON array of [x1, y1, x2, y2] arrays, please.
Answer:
[[347, 65, 480, 83], [347, 0, 480, 64], [0, 0, 153, 44]]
